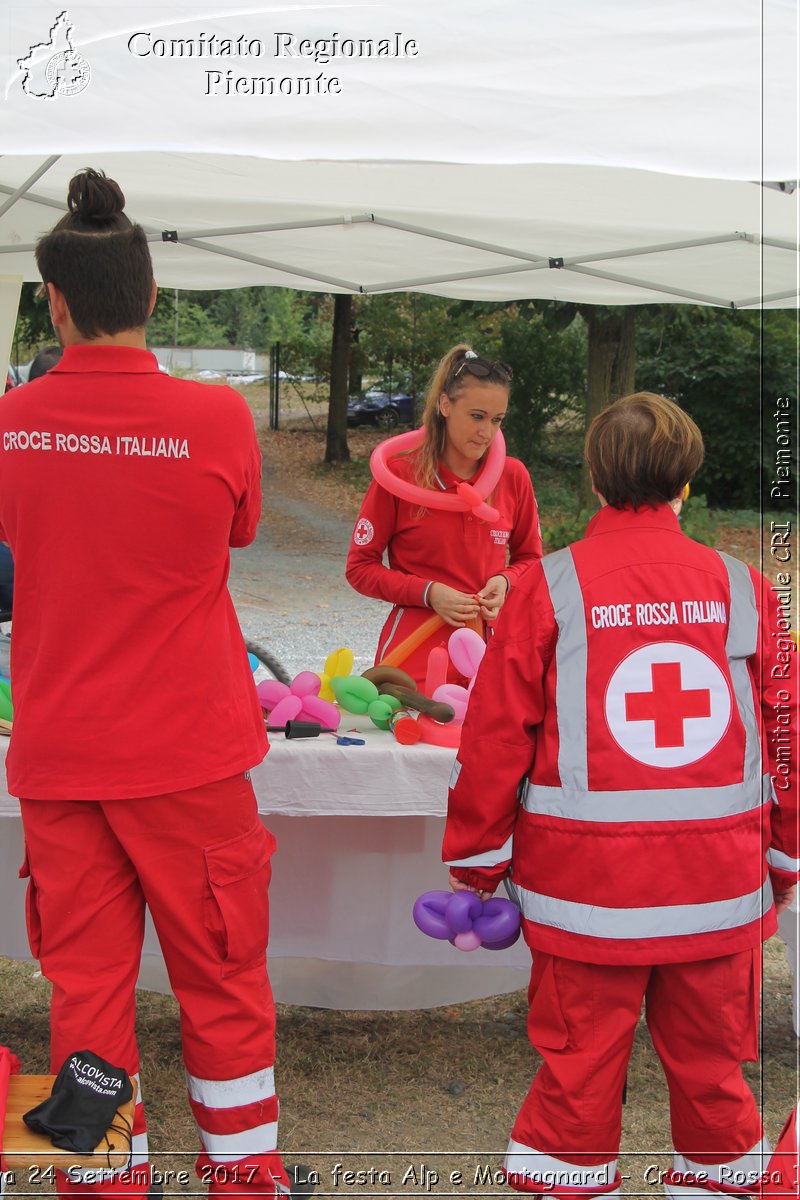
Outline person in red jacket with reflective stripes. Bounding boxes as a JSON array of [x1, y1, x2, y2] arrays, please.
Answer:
[[346, 345, 542, 688], [444, 393, 798, 1199]]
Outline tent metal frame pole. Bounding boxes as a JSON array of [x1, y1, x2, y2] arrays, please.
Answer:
[[736, 288, 800, 306], [564, 264, 732, 306], [361, 260, 551, 293], [560, 232, 751, 266], [760, 237, 799, 251], [177, 237, 362, 292], [0, 158, 61, 220], [370, 216, 551, 265], [160, 214, 375, 240]]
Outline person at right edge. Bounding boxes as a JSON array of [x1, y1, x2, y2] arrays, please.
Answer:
[[443, 393, 798, 1198]]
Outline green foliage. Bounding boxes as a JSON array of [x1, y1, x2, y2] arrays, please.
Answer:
[[679, 493, 718, 547], [354, 293, 493, 401], [11, 284, 53, 361], [147, 293, 230, 347], [497, 310, 586, 462], [637, 308, 797, 508], [542, 508, 595, 551]]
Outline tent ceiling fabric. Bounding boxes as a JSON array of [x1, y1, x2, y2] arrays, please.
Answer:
[[1, 0, 797, 307]]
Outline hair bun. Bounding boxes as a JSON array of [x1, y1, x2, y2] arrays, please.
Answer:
[[66, 169, 126, 223]]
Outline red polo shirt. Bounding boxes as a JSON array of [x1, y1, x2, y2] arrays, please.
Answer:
[[346, 452, 542, 607], [0, 345, 267, 799]]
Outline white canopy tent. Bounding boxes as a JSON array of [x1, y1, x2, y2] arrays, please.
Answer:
[[0, 0, 797, 373]]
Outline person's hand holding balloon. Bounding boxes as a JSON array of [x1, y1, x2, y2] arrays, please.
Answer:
[[427, 583, 481, 628], [475, 574, 509, 622]]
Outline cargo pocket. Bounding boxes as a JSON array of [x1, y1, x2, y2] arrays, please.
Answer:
[[18, 849, 42, 959], [738, 947, 761, 1063], [203, 824, 275, 978], [527, 955, 569, 1051]]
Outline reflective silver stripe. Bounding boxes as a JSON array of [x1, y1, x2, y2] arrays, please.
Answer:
[[719, 552, 761, 786], [504, 1140, 617, 1189], [447, 833, 513, 868], [540, 548, 587, 790], [679, 1136, 772, 1187], [449, 759, 462, 789], [531, 547, 764, 818], [377, 607, 404, 662], [522, 774, 772, 822], [199, 1122, 279, 1162], [767, 847, 800, 872], [514, 878, 773, 939], [185, 1065, 275, 1109]]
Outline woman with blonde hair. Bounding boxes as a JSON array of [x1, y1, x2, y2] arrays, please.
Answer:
[[346, 343, 542, 688]]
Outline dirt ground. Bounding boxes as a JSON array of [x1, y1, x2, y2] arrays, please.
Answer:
[[1, 404, 795, 1197]]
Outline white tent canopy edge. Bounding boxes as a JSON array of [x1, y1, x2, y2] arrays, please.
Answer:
[[0, 0, 797, 373]]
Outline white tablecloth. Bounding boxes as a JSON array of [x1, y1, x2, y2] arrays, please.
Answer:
[[0, 719, 529, 1010]]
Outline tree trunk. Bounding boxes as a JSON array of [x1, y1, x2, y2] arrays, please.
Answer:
[[325, 294, 352, 464], [348, 310, 363, 397], [581, 308, 636, 507]]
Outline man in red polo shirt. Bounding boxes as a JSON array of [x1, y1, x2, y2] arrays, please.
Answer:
[[0, 169, 291, 1198]]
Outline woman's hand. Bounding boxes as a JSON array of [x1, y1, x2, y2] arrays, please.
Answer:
[[475, 574, 509, 622], [449, 871, 492, 902], [428, 583, 481, 628], [774, 884, 796, 917]]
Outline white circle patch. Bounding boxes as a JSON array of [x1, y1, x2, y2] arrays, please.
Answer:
[[605, 642, 732, 768], [353, 518, 374, 546]]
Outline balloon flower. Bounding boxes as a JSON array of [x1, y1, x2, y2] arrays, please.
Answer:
[[370, 428, 506, 523], [330, 674, 403, 730], [412, 890, 520, 951], [257, 672, 341, 731], [318, 647, 354, 702]]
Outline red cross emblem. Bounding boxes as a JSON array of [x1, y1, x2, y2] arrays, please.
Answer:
[[353, 517, 374, 546], [625, 661, 711, 748], [605, 642, 731, 768]]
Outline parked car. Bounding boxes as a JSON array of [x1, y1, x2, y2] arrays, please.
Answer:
[[347, 388, 415, 429]]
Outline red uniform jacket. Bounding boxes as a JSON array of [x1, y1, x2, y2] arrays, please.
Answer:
[[443, 504, 799, 965], [346, 451, 542, 682]]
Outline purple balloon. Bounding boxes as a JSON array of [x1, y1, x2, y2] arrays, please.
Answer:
[[472, 898, 521, 945], [412, 891, 453, 940], [445, 890, 483, 935], [482, 929, 521, 951]]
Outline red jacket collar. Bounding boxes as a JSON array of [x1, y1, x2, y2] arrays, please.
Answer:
[[585, 502, 681, 536], [53, 345, 162, 374], [435, 456, 492, 491]]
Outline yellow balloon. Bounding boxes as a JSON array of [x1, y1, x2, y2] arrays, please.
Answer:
[[319, 647, 354, 702]]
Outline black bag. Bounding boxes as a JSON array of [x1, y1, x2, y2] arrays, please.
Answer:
[[23, 1051, 133, 1154]]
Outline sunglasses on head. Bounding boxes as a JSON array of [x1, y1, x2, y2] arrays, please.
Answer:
[[450, 355, 513, 384]]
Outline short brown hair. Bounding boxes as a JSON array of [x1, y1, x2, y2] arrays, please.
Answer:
[[585, 392, 704, 510], [35, 169, 153, 339]]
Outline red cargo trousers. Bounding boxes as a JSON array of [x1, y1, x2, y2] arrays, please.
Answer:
[[20, 772, 289, 1199], [505, 951, 767, 1198]]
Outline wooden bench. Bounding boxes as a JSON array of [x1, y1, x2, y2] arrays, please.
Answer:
[[3, 1074, 136, 1172]]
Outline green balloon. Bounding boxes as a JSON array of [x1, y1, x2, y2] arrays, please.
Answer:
[[367, 694, 402, 730], [331, 675, 379, 714]]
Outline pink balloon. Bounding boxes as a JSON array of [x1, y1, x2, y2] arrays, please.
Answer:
[[453, 930, 482, 952], [291, 671, 322, 697], [256, 679, 289, 711], [432, 684, 468, 723], [448, 628, 486, 679], [425, 646, 449, 696], [268, 694, 303, 727], [370, 428, 506, 523], [300, 694, 341, 729]]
